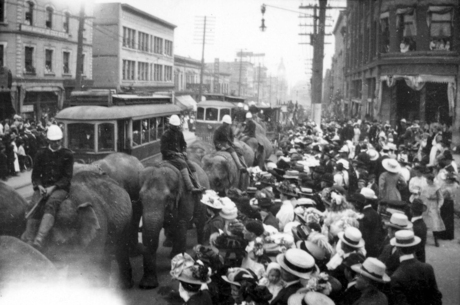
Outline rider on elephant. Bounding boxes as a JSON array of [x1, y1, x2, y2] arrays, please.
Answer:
[[161, 114, 205, 194], [232, 103, 246, 123], [213, 115, 247, 173], [240, 112, 257, 144], [22, 125, 74, 249]]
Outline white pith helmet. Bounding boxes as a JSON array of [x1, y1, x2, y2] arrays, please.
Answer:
[[222, 115, 232, 124], [169, 115, 181, 126], [246, 112, 253, 119], [243, 105, 249, 111], [47, 125, 63, 141], [238, 103, 243, 107]]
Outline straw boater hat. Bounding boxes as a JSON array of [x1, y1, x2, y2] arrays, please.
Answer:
[[390, 230, 421, 247], [296, 198, 316, 207], [382, 158, 401, 173], [284, 170, 300, 180], [360, 187, 378, 199], [288, 291, 334, 305], [221, 268, 257, 286], [338, 227, 365, 248], [288, 148, 298, 154], [384, 213, 413, 230], [351, 257, 390, 283], [276, 248, 317, 279]]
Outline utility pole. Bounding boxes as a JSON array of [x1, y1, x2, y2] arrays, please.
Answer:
[[257, 63, 261, 103], [194, 16, 215, 101], [75, 2, 85, 90], [198, 16, 207, 102], [238, 49, 243, 96]]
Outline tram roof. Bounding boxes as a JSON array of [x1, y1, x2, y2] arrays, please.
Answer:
[[56, 104, 181, 121], [197, 100, 236, 108]]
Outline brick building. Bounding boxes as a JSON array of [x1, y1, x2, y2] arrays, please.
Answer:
[[342, 0, 460, 143], [92, 3, 175, 94], [0, 0, 93, 121]]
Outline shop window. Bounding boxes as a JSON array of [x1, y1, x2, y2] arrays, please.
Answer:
[[24, 46, 35, 74], [396, 8, 417, 52], [205, 108, 218, 121], [132, 120, 141, 146], [45, 7, 53, 29], [197, 107, 204, 120], [25, 2, 33, 25], [149, 118, 157, 141], [428, 7, 453, 51], [98, 123, 115, 152], [63, 51, 70, 74], [68, 123, 95, 152], [219, 108, 230, 121], [63, 12, 70, 33], [45, 49, 53, 73]]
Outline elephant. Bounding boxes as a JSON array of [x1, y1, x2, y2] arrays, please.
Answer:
[[0, 182, 27, 238], [74, 153, 144, 254], [28, 171, 134, 288], [138, 160, 210, 289]]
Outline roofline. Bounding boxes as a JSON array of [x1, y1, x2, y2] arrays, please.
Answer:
[[120, 3, 176, 29], [332, 10, 346, 35]]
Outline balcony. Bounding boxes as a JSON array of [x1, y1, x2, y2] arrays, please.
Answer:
[[20, 24, 69, 39]]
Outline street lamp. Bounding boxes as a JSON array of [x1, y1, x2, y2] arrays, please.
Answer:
[[260, 5, 266, 32]]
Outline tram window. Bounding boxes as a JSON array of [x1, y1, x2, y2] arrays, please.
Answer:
[[68, 123, 94, 151], [132, 120, 141, 146], [197, 107, 204, 120], [98, 123, 115, 152], [142, 119, 150, 143], [149, 118, 157, 141], [219, 108, 230, 120], [205, 108, 218, 121], [157, 117, 165, 137]]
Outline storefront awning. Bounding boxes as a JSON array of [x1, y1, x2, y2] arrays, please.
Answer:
[[175, 95, 197, 111]]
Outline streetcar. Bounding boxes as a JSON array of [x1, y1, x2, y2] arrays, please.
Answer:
[[55, 90, 181, 164]]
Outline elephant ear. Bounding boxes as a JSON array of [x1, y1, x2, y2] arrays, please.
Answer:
[[77, 202, 101, 248]]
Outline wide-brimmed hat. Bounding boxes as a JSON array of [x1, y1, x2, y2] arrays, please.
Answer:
[[296, 198, 316, 207], [348, 193, 366, 208], [221, 268, 257, 286], [384, 213, 413, 230], [288, 291, 334, 305], [276, 248, 317, 279], [219, 199, 238, 220], [360, 187, 377, 199], [200, 194, 223, 209], [351, 257, 390, 283], [411, 198, 428, 214], [266, 162, 278, 170], [176, 264, 211, 285], [390, 230, 421, 247], [283, 170, 300, 180], [367, 149, 379, 161], [382, 159, 401, 173], [277, 181, 298, 197], [338, 227, 365, 248]]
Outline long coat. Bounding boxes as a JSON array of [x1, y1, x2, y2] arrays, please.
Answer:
[[379, 172, 407, 201], [359, 206, 384, 257]]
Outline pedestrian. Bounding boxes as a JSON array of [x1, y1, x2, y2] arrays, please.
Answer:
[[420, 173, 445, 247], [438, 172, 458, 240], [10, 133, 20, 175], [410, 199, 428, 262], [16, 137, 26, 172], [379, 159, 407, 201], [351, 257, 390, 305], [222, 267, 272, 305], [390, 230, 443, 305], [0, 142, 8, 181], [335, 253, 365, 305]]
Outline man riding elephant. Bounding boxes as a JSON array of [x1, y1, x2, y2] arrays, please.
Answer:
[[213, 115, 247, 173], [161, 114, 206, 194], [22, 124, 74, 249], [240, 112, 257, 143], [232, 102, 246, 123]]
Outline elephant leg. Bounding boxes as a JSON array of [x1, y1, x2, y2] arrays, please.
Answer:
[[129, 199, 143, 256], [171, 196, 193, 258], [115, 236, 134, 289], [139, 203, 164, 289]]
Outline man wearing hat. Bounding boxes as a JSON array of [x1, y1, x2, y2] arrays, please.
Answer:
[[336, 253, 365, 305], [390, 230, 442, 305], [257, 197, 280, 231], [271, 249, 316, 305], [351, 258, 390, 305], [411, 199, 427, 262], [241, 112, 256, 143], [276, 181, 296, 231]]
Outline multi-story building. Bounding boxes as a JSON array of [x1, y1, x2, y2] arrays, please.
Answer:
[[343, 0, 460, 143], [0, 0, 93, 121], [92, 3, 175, 94], [330, 10, 347, 116]]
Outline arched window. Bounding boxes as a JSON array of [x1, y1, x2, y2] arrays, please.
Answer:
[[63, 12, 70, 33], [25, 1, 34, 25], [45, 6, 53, 29]]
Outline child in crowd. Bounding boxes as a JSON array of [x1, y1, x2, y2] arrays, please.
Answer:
[[259, 262, 285, 302]]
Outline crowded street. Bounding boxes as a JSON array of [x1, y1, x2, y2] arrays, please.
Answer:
[[2, 1, 460, 305]]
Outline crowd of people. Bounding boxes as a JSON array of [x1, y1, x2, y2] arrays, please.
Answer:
[[168, 117, 454, 305], [0, 115, 50, 181]]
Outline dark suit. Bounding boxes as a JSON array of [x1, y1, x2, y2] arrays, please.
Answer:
[[337, 282, 361, 305], [263, 213, 280, 231], [378, 244, 400, 276], [359, 206, 384, 257], [353, 287, 388, 305], [270, 281, 303, 305], [390, 258, 442, 305], [412, 218, 427, 262]]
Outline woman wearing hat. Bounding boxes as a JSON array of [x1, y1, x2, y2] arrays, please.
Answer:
[[350, 258, 390, 305], [408, 165, 427, 203], [439, 172, 458, 240], [379, 159, 407, 201], [420, 173, 445, 247], [201, 193, 225, 245], [276, 181, 297, 231], [222, 267, 272, 305]]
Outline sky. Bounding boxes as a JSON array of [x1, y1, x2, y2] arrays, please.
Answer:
[[95, 0, 345, 91]]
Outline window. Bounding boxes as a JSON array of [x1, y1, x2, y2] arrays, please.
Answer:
[[63, 51, 70, 74], [154, 36, 163, 54], [0, 44, 3, 67], [80, 54, 85, 74], [123, 27, 136, 48], [0, 0, 5, 23], [205, 108, 218, 121], [428, 7, 453, 51], [68, 123, 95, 152], [157, 117, 165, 137], [45, 7, 53, 29], [164, 66, 172, 81], [220, 108, 230, 121], [138, 62, 148, 81], [45, 49, 53, 73], [379, 13, 390, 53], [396, 8, 416, 52], [63, 12, 70, 33], [197, 107, 204, 120], [98, 123, 115, 152], [24, 46, 34, 73], [149, 118, 157, 141], [132, 120, 141, 146], [138, 32, 149, 52], [154, 64, 162, 81], [165, 40, 173, 56], [123, 60, 135, 80], [25, 2, 33, 25]]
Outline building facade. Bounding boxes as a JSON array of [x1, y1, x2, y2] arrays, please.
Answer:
[[330, 10, 347, 117], [343, 0, 460, 143], [92, 3, 175, 94], [0, 0, 93, 121]]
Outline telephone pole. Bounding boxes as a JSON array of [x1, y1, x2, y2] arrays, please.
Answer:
[[194, 16, 215, 102], [198, 16, 207, 102], [75, 2, 85, 90]]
